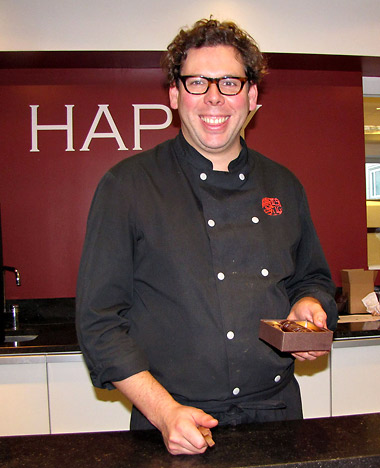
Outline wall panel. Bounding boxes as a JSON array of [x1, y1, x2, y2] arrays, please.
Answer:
[[0, 65, 366, 298]]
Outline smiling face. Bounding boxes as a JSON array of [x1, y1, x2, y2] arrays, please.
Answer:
[[169, 45, 258, 170]]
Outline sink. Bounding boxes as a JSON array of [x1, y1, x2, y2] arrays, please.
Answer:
[[3, 334, 38, 343]]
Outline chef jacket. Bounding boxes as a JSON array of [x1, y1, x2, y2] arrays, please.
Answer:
[[76, 132, 337, 410]]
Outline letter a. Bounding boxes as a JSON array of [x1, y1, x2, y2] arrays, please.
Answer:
[[80, 105, 128, 151]]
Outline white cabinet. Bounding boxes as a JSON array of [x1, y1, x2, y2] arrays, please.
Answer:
[[295, 354, 331, 419], [331, 338, 380, 416], [0, 355, 50, 436], [2, 338, 380, 437], [47, 354, 131, 434], [296, 338, 380, 418], [0, 353, 132, 436], [0, 351, 332, 437]]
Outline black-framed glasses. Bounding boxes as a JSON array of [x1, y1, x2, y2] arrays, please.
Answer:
[[178, 75, 248, 96]]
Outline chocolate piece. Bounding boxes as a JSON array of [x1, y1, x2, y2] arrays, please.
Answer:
[[280, 320, 312, 333]]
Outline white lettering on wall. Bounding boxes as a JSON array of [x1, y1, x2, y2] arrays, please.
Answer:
[[80, 104, 128, 151], [30, 104, 173, 153], [30, 104, 74, 152], [133, 104, 172, 151]]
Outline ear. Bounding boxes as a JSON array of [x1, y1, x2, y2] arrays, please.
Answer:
[[248, 84, 258, 112], [169, 85, 179, 110]]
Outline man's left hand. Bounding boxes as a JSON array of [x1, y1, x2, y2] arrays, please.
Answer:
[[287, 297, 329, 362]]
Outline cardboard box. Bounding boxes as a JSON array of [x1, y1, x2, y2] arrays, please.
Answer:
[[341, 269, 378, 314], [259, 320, 333, 352]]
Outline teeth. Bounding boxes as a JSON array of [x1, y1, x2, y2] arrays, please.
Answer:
[[201, 116, 229, 124]]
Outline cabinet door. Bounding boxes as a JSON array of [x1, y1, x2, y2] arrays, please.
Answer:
[[331, 340, 380, 416], [295, 354, 331, 418], [0, 355, 50, 436], [47, 354, 132, 434]]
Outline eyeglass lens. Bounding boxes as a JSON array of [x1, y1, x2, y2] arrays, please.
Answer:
[[183, 76, 246, 95]]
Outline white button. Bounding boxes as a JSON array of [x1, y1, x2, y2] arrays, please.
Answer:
[[261, 268, 269, 277], [251, 216, 259, 224], [208, 219, 215, 227], [233, 387, 240, 396], [217, 272, 225, 281], [200, 173, 207, 180], [274, 375, 281, 383], [226, 331, 235, 340], [239, 173, 245, 180]]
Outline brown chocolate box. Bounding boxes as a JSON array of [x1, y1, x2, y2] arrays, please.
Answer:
[[259, 320, 333, 352]]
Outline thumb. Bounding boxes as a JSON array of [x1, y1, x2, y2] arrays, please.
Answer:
[[312, 310, 327, 328], [194, 411, 218, 429]]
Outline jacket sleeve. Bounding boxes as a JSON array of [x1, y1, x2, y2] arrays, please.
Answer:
[[285, 186, 338, 331], [76, 170, 149, 389]]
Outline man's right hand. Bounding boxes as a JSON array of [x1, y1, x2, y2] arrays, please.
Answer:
[[156, 401, 218, 455], [113, 371, 218, 455]]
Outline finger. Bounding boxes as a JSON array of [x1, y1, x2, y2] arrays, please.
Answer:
[[286, 311, 297, 321], [292, 351, 317, 361], [291, 352, 307, 361], [165, 433, 208, 455], [168, 443, 207, 456], [310, 350, 328, 358], [182, 433, 208, 453], [181, 421, 210, 451]]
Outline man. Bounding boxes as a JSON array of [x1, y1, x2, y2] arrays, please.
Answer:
[[76, 18, 338, 456]]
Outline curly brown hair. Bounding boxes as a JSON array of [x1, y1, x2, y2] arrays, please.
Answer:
[[161, 18, 267, 87]]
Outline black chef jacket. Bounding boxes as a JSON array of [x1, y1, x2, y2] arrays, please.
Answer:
[[76, 132, 337, 411]]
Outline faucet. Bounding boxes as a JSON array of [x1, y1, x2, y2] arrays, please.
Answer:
[[3, 266, 21, 313]]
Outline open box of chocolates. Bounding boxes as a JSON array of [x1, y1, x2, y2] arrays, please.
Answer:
[[259, 319, 333, 352]]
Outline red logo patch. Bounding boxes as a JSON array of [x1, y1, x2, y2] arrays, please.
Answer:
[[262, 197, 283, 216]]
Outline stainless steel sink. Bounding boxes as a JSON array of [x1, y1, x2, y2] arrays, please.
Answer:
[[4, 334, 38, 343]]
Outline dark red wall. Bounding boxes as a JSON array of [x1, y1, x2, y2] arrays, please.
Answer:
[[0, 65, 366, 299], [248, 68, 367, 288]]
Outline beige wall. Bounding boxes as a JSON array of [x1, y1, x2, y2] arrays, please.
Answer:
[[367, 202, 380, 228], [367, 202, 380, 268], [1, 0, 380, 55]]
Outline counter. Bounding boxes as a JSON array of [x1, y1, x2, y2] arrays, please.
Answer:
[[0, 298, 79, 354], [0, 322, 79, 353], [334, 318, 380, 340], [1, 413, 380, 467], [1, 298, 380, 355]]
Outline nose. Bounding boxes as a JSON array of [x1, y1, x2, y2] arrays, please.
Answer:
[[204, 83, 224, 105]]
